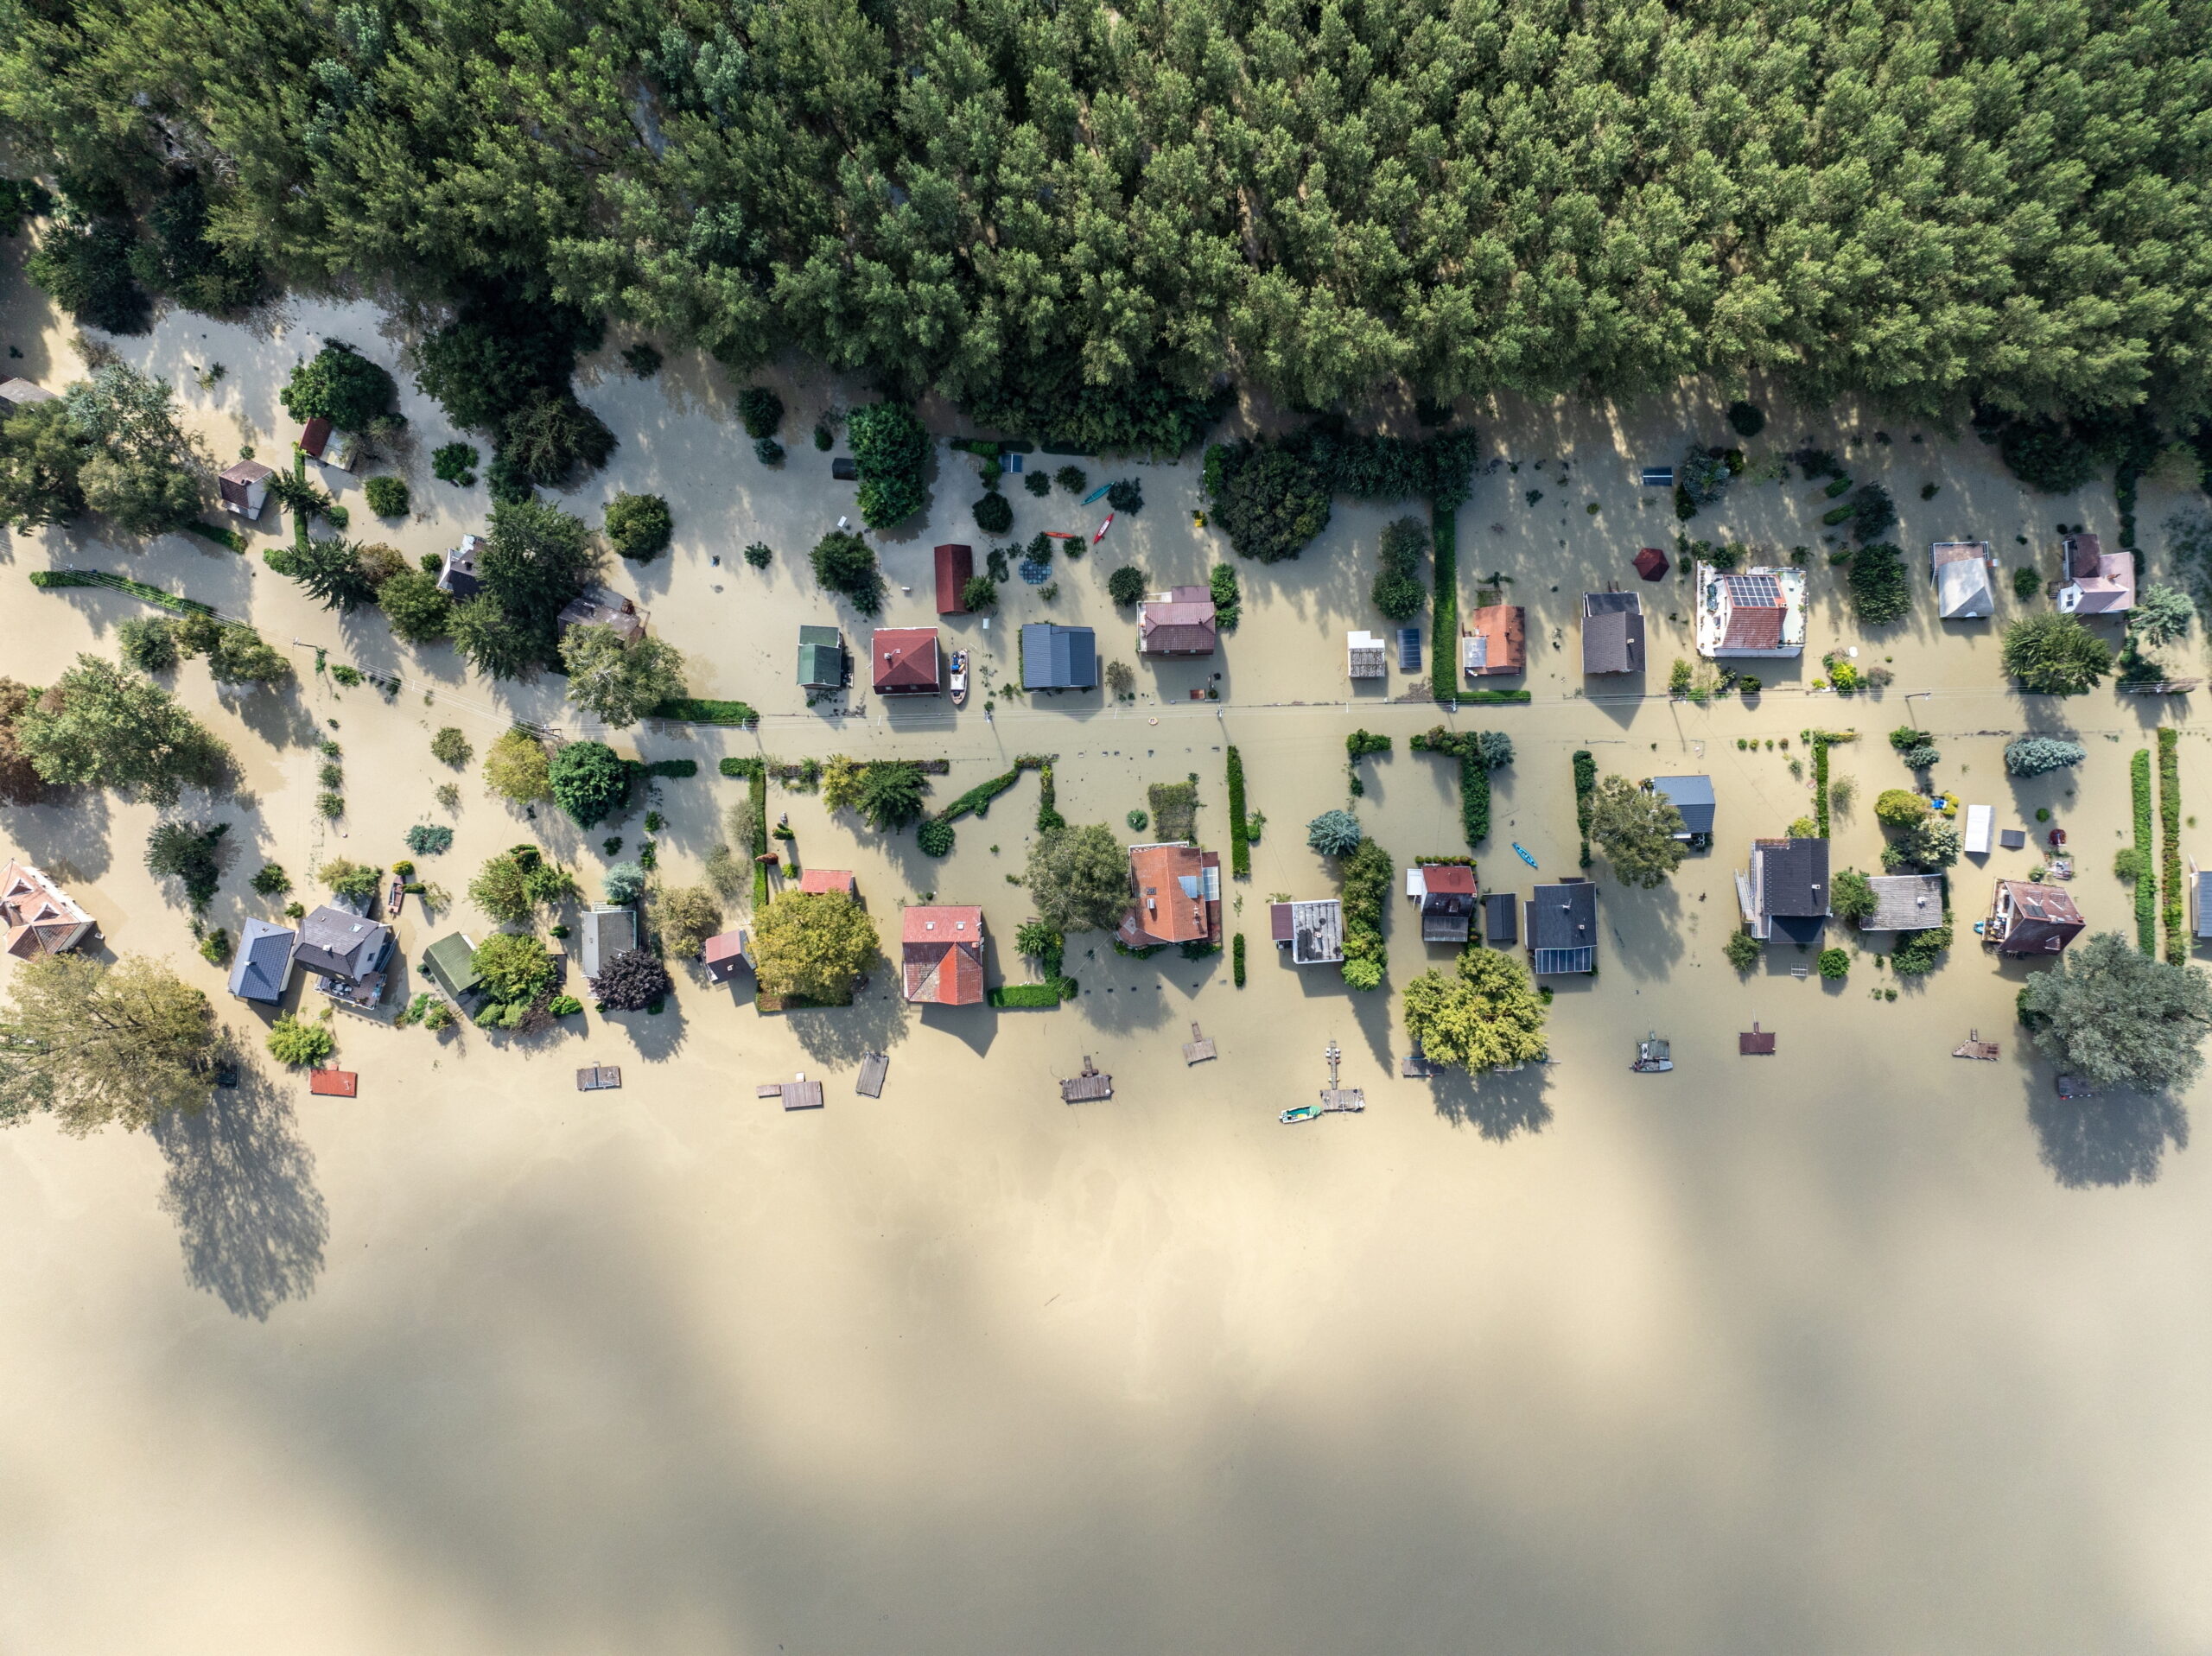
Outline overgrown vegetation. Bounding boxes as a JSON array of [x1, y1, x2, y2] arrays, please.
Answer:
[[1409, 726, 1512, 847], [2159, 727, 2183, 963], [1225, 746, 1251, 878], [2133, 747, 2157, 955]]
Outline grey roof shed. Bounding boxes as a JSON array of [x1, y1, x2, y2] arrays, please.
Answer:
[[1020, 624, 1098, 689]]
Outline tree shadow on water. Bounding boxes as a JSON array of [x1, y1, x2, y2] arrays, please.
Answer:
[[151, 1062, 328, 1320], [1430, 1063, 1554, 1142], [2027, 1088, 2190, 1190]]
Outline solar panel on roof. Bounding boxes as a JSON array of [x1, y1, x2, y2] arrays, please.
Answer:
[[1533, 947, 1593, 974], [1724, 574, 1783, 607]]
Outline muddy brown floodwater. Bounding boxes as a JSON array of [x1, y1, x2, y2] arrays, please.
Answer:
[[5, 274, 2212, 1654]]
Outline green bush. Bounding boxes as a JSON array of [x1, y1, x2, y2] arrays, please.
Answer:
[[1726, 401, 1765, 437], [282, 341, 397, 431], [267, 1013, 335, 1068], [117, 616, 179, 673], [1106, 478, 1142, 515], [917, 818, 956, 856], [2003, 612, 2113, 694], [548, 739, 630, 828], [1725, 929, 1762, 971], [1817, 947, 1849, 980], [2012, 564, 2043, 600], [1209, 563, 1242, 631], [2160, 726, 2183, 961], [1205, 439, 1332, 562], [973, 492, 1014, 534], [2133, 747, 2156, 952], [1056, 465, 1087, 494], [1371, 515, 1427, 620], [1306, 809, 1363, 855], [1847, 541, 1911, 624], [364, 474, 410, 516], [604, 491, 673, 560], [848, 403, 928, 528], [810, 530, 886, 615], [474, 930, 558, 1004], [1232, 931, 1246, 987], [753, 436, 784, 466], [2004, 736, 2087, 777], [1338, 839, 1392, 991], [432, 442, 479, 485], [1024, 471, 1051, 496], [738, 386, 785, 439], [1226, 746, 1251, 878], [1999, 419, 2099, 492]]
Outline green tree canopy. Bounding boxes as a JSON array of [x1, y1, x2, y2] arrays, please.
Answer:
[[753, 890, 878, 1002], [14, 654, 228, 802], [1401, 947, 1548, 1071], [1586, 776, 1688, 887], [854, 760, 927, 832], [280, 340, 397, 430], [2018, 932, 2212, 1094], [810, 530, 886, 616], [1026, 822, 1133, 934], [560, 625, 686, 727], [2003, 614, 2113, 695], [1306, 809, 1363, 856], [0, 954, 219, 1135], [547, 739, 629, 827]]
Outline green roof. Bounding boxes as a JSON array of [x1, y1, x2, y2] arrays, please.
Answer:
[[798, 626, 844, 688], [422, 931, 482, 999]]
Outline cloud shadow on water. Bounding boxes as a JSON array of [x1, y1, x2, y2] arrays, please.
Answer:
[[152, 1061, 328, 1320]]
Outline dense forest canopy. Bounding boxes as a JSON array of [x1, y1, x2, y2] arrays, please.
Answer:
[[2, 0, 2209, 447]]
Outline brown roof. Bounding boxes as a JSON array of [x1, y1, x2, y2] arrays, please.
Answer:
[[1421, 864, 1477, 895], [1117, 844, 1220, 947], [798, 869, 857, 896], [2, 860, 94, 957], [2062, 532, 2105, 579], [934, 542, 974, 614], [308, 1069, 358, 1096], [1994, 879, 2086, 954], [702, 928, 751, 981], [1464, 604, 1526, 675], [1722, 606, 1784, 650], [902, 905, 984, 1005], [872, 627, 941, 693], [1140, 587, 1218, 656], [299, 416, 332, 458]]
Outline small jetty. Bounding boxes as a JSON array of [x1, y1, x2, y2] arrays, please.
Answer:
[[856, 1051, 889, 1096], [1954, 1029, 2001, 1061], [1739, 1022, 1776, 1056], [308, 1068, 358, 1098], [1318, 1038, 1366, 1114], [575, 1063, 623, 1092], [1061, 1056, 1113, 1104], [757, 1075, 825, 1110], [1631, 1031, 1673, 1072], [1400, 1042, 1442, 1080], [1183, 1022, 1217, 1065]]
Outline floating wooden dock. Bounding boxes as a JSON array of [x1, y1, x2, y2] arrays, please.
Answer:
[[1399, 1048, 1441, 1079], [575, 1063, 622, 1092], [1182, 1022, 1217, 1065], [1738, 1022, 1776, 1056], [1954, 1029, 2001, 1060], [1060, 1056, 1113, 1104], [1319, 1038, 1365, 1112], [756, 1075, 825, 1110], [855, 1051, 889, 1097]]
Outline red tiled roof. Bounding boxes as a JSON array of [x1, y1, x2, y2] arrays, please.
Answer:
[[1421, 864, 1477, 895], [934, 543, 973, 614], [872, 628, 941, 693], [901, 905, 985, 1006], [308, 1069, 358, 1097], [1464, 603, 1526, 674], [1633, 546, 1669, 580], [798, 869, 857, 896], [1722, 606, 1784, 650]]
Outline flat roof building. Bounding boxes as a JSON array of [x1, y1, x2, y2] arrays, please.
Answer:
[[1270, 898, 1344, 965]]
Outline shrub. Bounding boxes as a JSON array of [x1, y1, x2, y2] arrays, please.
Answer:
[[1726, 401, 1766, 438], [1371, 515, 1427, 620], [1875, 789, 1929, 828], [364, 475, 410, 517], [404, 823, 454, 856], [1209, 562, 1243, 631], [548, 739, 629, 828], [1890, 924, 1953, 977], [1999, 419, 2098, 492], [810, 529, 886, 615], [484, 727, 552, 802], [1846, 483, 1897, 543], [973, 492, 1014, 534], [591, 948, 673, 1011], [916, 817, 957, 856], [1106, 478, 1142, 515], [2116, 846, 2151, 884], [738, 386, 785, 439], [499, 389, 617, 487], [1055, 465, 1087, 494], [1678, 447, 1731, 511], [378, 568, 454, 644], [432, 442, 480, 485], [319, 856, 382, 903], [1126, 809, 1147, 832], [2004, 736, 2088, 777], [961, 574, 998, 612], [2012, 564, 2043, 600], [1847, 541, 1911, 624], [146, 820, 227, 911], [281, 340, 397, 431], [1898, 744, 1941, 771], [1020, 470, 1050, 498], [744, 541, 773, 569], [622, 342, 663, 378], [1725, 929, 1762, 971], [602, 860, 647, 904], [1832, 867, 1878, 923], [1338, 839, 1392, 991], [1817, 948, 1849, 980], [847, 403, 928, 528], [1888, 726, 1930, 752], [430, 726, 472, 767], [474, 930, 558, 1004], [604, 492, 673, 560], [118, 616, 179, 673], [1306, 809, 1363, 856], [1108, 565, 1146, 606], [1233, 931, 1246, 987], [1226, 746, 1252, 878], [251, 862, 291, 897], [267, 1012, 337, 1068], [753, 437, 784, 466]]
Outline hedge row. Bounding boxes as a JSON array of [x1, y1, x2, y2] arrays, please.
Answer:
[[640, 758, 697, 778], [1429, 498, 1458, 701], [989, 983, 1070, 1008], [655, 697, 760, 727], [30, 568, 216, 616], [1410, 726, 1492, 847], [1225, 746, 1251, 877], [1036, 761, 1065, 833], [1446, 688, 1533, 705], [2132, 747, 2156, 954], [186, 520, 245, 552], [1572, 749, 1598, 866], [2159, 727, 2183, 962], [1808, 730, 1854, 837], [1232, 931, 1246, 987], [718, 757, 765, 778], [939, 755, 1045, 824]]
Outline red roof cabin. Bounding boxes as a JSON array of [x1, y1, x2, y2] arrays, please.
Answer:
[[934, 542, 974, 614], [1116, 843, 1223, 949], [872, 627, 942, 695], [1986, 879, 2086, 955], [298, 416, 333, 460], [1632, 546, 1669, 581], [902, 905, 985, 1006], [1139, 587, 1219, 657], [798, 869, 859, 898]]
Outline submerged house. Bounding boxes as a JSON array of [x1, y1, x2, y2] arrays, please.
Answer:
[[1270, 898, 1344, 966], [1407, 863, 1478, 944], [218, 459, 275, 521], [0, 378, 56, 411], [298, 416, 359, 472], [558, 586, 648, 644], [1862, 873, 1945, 931], [420, 932, 484, 1004], [2056, 531, 2134, 616], [1736, 837, 1830, 944], [2193, 858, 2212, 943], [1347, 631, 1388, 680], [797, 625, 847, 691], [1581, 591, 1646, 676], [295, 904, 395, 1008], [1118, 842, 1223, 950], [1021, 624, 1098, 690], [902, 905, 985, 1006], [798, 869, 859, 898], [1462, 602, 1527, 677], [1526, 879, 1597, 974], [437, 533, 486, 598], [1933, 541, 1996, 619], [1986, 879, 2085, 955], [702, 930, 753, 983], [934, 542, 974, 614], [1695, 565, 1806, 658], [226, 917, 298, 1004], [579, 905, 637, 980], [1483, 891, 1517, 946], [1650, 775, 1715, 841], [872, 627, 942, 695], [1, 860, 96, 957], [1138, 587, 1218, 657]]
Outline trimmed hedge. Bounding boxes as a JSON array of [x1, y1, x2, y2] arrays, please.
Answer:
[[1233, 931, 1246, 987], [989, 982, 1069, 1008], [918, 755, 1049, 854], [655, 697, 760, 727], [1410, 726, 1501, 847], [2159, 727, 2183, 962], [2132, 748, 2155, 954], [1036, 761, 1065, 833], [1808, 729, 1854, 837], [1429, 498, 1458, 701], [1446, 688, 1534, 705], [31, 568, 217, 615], [641, 758, 697, 778], [1572, 749, 1597, 866], [1226, 746, 1251, 877]]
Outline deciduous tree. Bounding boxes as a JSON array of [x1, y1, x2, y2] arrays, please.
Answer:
[[1401, 948, 1548, 1071], [1586, 777, 1688, 888], [1026, 823, 1133, 934], [0, 954, 219, 1135], [2018, 932, 2212, 1094]]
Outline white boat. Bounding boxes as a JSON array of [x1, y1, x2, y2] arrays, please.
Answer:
[[950, 650, 968, 707]]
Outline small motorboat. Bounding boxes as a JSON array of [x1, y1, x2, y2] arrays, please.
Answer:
[[1513, 842, 1539, 869], [1279, 1104, 1320, 1124], [1631, 1032, 1673, 1073], [386, 874, 405, 917], [949, 650, 968, 707]]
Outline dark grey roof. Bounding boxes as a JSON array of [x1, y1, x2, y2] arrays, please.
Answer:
[[293, 904, 391, 982], [2201, 872, 2212, 938], [1526, 879, 1596, 971], [1021, 624, 1098, 689], [1757, 837, 1829, 920], [1483, 891, 1517, 945], [226, 917, 296, 1002], [1650, 774, 1715, 834], [1581, 593, 1645, 674]]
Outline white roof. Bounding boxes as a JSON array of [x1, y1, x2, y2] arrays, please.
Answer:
[[1963, 803, 1994, 855], [1933, 542, 1994, 619]]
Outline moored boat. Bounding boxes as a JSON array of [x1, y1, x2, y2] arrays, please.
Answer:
[[1279, 1104, 1320, 1124], [1630, 1031, 1672, 1072], [950, 650, 969, 707]]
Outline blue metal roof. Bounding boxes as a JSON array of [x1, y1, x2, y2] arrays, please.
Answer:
[[1021, 624, 1098, 688], [1395, 627, 1421, 669], [227, 917, 296, 1003]]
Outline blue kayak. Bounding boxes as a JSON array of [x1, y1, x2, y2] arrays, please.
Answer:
[[1513, 842, 1538, 868], [1082, 482, 1113, 504]]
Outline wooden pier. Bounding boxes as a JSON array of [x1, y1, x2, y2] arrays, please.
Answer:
[[1320, 1039, 1366, 1112], [1953, 1029, 2001, 1060], [1061, 1056, 1114, 1104], [1182, 1022, 1217, 1065], [757, 1075, 825, 1110]]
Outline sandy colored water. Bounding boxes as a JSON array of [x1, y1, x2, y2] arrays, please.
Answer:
[[6, 269, 2212, 1654]]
